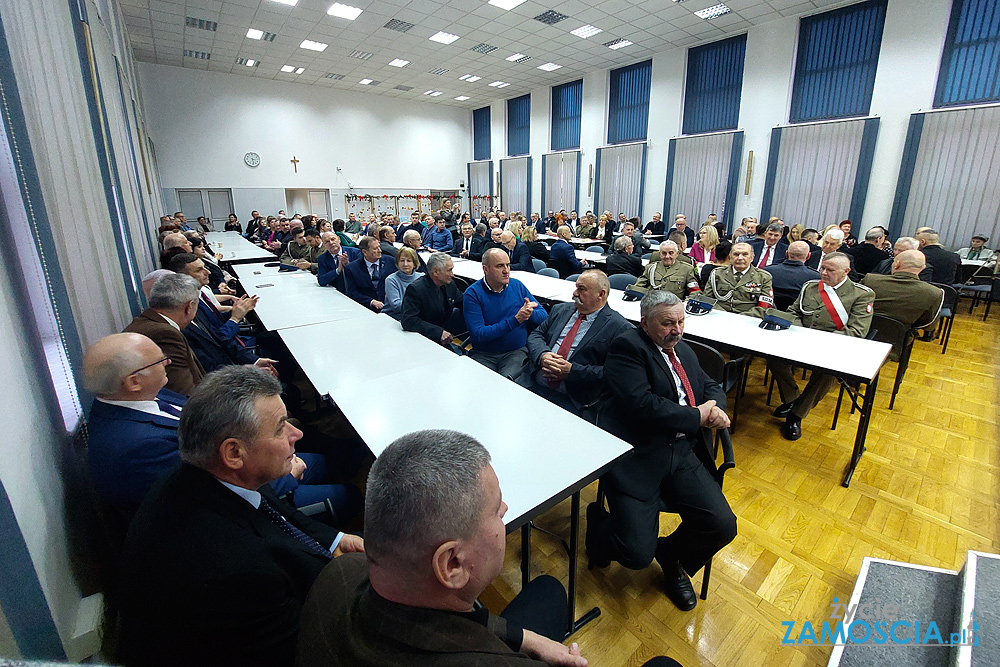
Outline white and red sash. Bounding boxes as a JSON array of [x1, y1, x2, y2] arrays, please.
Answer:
[[817, 281, 848, 331]]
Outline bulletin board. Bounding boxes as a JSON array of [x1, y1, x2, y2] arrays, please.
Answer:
[[396, 195, 421, 218], [344, 194, 374, 218]]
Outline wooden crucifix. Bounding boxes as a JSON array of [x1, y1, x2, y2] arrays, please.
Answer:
[[290, 156, 300, 173]]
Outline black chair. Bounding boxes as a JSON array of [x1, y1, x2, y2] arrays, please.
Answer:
[[772, 287, 800, 312], [983, 277, 1000, 320], [586, 245, 605, 254], [686, 339, 750, 434], [830, 325, 879, 430], [869, 314, 916, 410], [930, 283, 958, 354]]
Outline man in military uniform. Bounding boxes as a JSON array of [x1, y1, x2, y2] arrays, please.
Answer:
[[629, 240, 700, 299], [704, 242, 775, 317], [770, 252, 874, 441], [862, 249, 944, 349]]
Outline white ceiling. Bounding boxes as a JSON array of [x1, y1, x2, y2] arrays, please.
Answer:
[[119, 0, 849, 108]]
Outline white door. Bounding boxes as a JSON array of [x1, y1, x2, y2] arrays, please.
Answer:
[[307, 190, 330, 218], [207, 190, 234, 229], [176, 190, 206, 223]]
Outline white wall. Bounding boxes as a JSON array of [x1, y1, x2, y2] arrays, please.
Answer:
[[140, 63, 472, 193]]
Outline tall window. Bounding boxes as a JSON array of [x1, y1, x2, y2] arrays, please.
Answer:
[[473, 106, 491, 161], [551, 79, 582, 151], [507, 94, 530, 156], [935, 0, 1000, 107], [683, 35, 746, 135], [608, 60, 651, 144], [789, 0, 887, 123]]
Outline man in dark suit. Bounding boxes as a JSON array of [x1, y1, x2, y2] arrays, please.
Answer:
[[847, 226, 890, 276], [344, 235, 395, 312], [118, 367, 363, 667], [806, 228, 849, 270], [317, 231, 363, 293], [605, 236, 643, 277], [452, 221, 485, 260], [667, 214, 695, 247], [548, 225, 588, 278], [642, 212, 665, 236], [918, 229, 961, 284], [401, 252, 465, 346], [519, 270, 631, 418], [124, 273, 205, 396], [169, 253, 258, 346], [378, 225, 399, 259], [872, 236, 934, 281], [588, 290, 737, 612], [762, 241, 819, 311], [501, 230, 535, 272], [749, 221, 788, 269]]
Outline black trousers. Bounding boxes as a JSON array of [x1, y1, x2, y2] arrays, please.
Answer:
[[606, 439, 737, 576]]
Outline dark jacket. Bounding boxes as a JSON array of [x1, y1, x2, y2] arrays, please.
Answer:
[[380, 240, 399, 259], [508, 240, 535, 273], [762, 259, 819, 311], [847, 242, 889, 276], [749, 238, 788, 268], [184, 310, 258, 372], [317, 247, 363, 293], [525, 240, 550, 262], [400, 274, 464, 343], [343, 256, 395, 308], [119, 464, 339, 667], [548, 239, 583, 278], [124, 310, 205, 396], [921, 245, 961, 284], [643, 220, 665, 235], [605, 252, 643, 277], [452, 234, 485, 260], [668, 226, 695, 247]]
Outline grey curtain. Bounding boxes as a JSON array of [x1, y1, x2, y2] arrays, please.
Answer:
[[500, 157, 530, 216], [468, 161, 492, 218], [596, 142, 645, 219], [543, 151, 579, 215], [667, 132, 737, 225]]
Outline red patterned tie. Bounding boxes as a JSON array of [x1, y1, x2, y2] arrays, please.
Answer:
[[547, 313, 583, 389], [666, 349, 696, 405], [758, 245, 771, 268]]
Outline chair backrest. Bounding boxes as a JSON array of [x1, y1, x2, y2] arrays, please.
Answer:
[[773, 287, 799, 312], [932, 282, 959, 310], [991, 276, 1000, 299], [537, 267, 559, 278], [566, 273, 581, 282], [684, 339, 726, 384], [641, 252, 653, 261], [531, 257, 546, 272], [586, 245, 605, 253], [869, 314, 910, 356], [608, 273, 635, 291]]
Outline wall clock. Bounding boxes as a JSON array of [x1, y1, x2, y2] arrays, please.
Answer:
[[244, 152, 260, 168]]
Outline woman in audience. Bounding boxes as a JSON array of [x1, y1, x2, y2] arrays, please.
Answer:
[[521, 226, 549, 261], [839, 219, 858, 247], [699, 239, 733, 286], [383, 247, 421, 320], [690, 225, 719, 264], [224, 213, 242, 233], [784, 223, 805, 245], [508, 219, 525, 240], [591, 214, 612, 241], [316, 219, 332, 234]]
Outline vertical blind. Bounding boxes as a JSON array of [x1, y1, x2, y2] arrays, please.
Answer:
[[596, 143, 646, 218], [665, 132, 743, 230], [893, 105, 1000, 247], [683, 35, 747, 135], [789, 0, 887, 123], [542, 151, 580, 215], [608, 60, 652, 144], [500, 157, 531, 215], [473, 106, 491, 161], [551, 79, 583, 151], [935, 0, 1000, 107], [468, 160, 493, 218], [763, 118, 876, 230], [507, 94, 531, 157]]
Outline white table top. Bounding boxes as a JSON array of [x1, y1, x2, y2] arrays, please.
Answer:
[[328, 354, 632, 528], [576, 250, 607, 262], [205, 231, 275, 263]]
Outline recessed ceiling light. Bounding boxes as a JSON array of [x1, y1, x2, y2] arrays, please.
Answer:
[[186, 16, 217, 32], [325, 72, 345, 79], [300, 40, 328, 52], [506, 53, 531, 63], [388, 58, 410, 67], [459, 74, 482, 82], [244, 59, 257, 67], [429, 67, 450, 75], [537, 62, 562, 71], [295, 67, 305, 74], [327, 2, 363, 19], [246, 28, 264, 40], [488, 80, 509, 88], [270, 0, 297, 5], [349, 50, 374, 60], [359, 78, 373, 84], [604, 38, 633, 50], [281, 65, 295, 72], [384, 19, 415, 32], [570, 24, 603, 38], [695, 3, 731, 19], [394, 84, 413, 91], [488, 0, 528, 9], [454, 95, 471, 101], [423, 90, 443, 96], [470, 43, 498, 54], [184, 50, 211, 59], [534, 10, 569, 24], [429, 31, 460, 45]]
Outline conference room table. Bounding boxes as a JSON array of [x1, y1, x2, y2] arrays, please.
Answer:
[[205, 231, 275, 264]]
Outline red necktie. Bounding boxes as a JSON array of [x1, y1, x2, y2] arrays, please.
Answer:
[[547, 313, 583, 389], [758, 245, 771, 268], [666, 349, 696, 405]]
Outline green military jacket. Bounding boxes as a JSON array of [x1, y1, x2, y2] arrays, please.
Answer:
[[704, 265, 774, 316], [860, 272, 944, 329], [629, 260, 701, 299], [788, 278, 875, 337]]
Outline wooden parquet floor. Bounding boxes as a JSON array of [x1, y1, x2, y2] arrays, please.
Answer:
[[482, 307, 1000, 667]]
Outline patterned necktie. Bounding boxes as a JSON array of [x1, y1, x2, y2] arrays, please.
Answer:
[[258, 498, 332, 559], [666, 349, 696, 406], [547, 313, 583, 389], [370, 263, 378, 284]]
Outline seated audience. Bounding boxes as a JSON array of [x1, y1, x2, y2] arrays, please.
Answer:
[[589, 290, 736, 612], [917, 229, 962, 284], [378, 225, 399, 259], [118, 367, 363, 667], [518, 270, 631, 417], [124, 274, 205, 395], [280, 227, 323, 273], [190, 236, 234, 294], [606, 235, 643, 277], [332, 218, 357, 248], [768, 253, 874, 441], [223, 213, 242, 233], [548, 225, 588, 278], [668, 214, 695, 247], [630, 240, 700, 300], [401, 252, 465, 347], [643, 212, 665, 236], [383, 247, 421, 319], [703, 242, 775, 316], [502, 230, 535, 272], [762, 241, 819, 311], [426, 216, 454, 253], [317, 232, 362, 292], [464, 248, 548, 380], [170, 253, 257, 345], [735, 217, 758, 244], [344, 236, 395, 313], [839, 219, 858, 247], [141, 268, 172, 300], [162, 231, 193, 254], [801, 228, 821, 252], [690, 225, 719, 264], [862, 249, 945, 330], [783, 223, 805, 245], [847, 226, 890, 276], [749, 221, 788, 269], [665, 230, 695, 266], [345, 212, 362, 235], [699, 239, 732, 286], [452, 221, 482, 260], [575, 214, 596, 238], [807, 227, 849, 269], [520, 226, 549, 263], [958, 233, 995, 263], [617, 220, 651, 256]]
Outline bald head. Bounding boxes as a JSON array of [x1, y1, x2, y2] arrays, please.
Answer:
[[786, 241, 810, 261], [141, 269, 172, 299], [83, 333, 165, 399], [557, 225, 572, 240], [916, 230, 940, 247], [500, 230, 515, 250], [162, 232, 191, 252], [892, 249, 926, 275]]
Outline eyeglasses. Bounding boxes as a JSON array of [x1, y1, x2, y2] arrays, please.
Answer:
[[128, 356, 170, 376]]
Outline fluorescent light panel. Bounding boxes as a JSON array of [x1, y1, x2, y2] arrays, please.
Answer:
[[604, 38, 633, 50], [359, 78, 373, 84], [246, 28, 264, 39], [488, 80, 509, 88], [537, 62, 562, 71], [454, 95, 470, 101], [295, 67, 305, 74], [695, 3, 730, 19], [488, 0, 528, 9], [300, 39, 328, 52], [570, 24, 602, 38], [459, 74, 482, 82], [388, 58, 410, 67], [505, 53, 530, 63], [281, 65, 295, 72], [423, 90, 443, 96], [245, 59, 257, 66], [429, 30, 460, 44], [327, 2, 363, 19], [270, 0, 297, 5]]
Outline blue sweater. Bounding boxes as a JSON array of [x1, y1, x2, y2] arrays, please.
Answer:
[[427, 227, 454, 252], [464, 278, 548, 354]]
